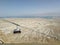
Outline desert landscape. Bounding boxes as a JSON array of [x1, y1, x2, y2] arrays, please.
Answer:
[[0, 18, 60, 45]]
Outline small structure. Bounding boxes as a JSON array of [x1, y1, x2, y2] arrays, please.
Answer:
[[0, 40, 4, 44]]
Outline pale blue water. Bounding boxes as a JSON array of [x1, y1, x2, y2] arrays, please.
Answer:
[[0, 16, 53, 19]]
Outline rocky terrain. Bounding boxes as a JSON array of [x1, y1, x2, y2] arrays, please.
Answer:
[[0, 18, 60, 44]]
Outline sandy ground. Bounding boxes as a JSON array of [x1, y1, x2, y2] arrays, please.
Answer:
[[0, 18, 60, 45]]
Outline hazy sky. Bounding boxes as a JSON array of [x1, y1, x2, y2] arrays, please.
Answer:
[[0, 0, 60, 17]]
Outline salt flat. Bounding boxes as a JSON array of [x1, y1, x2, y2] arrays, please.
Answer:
[[0, 18, 60, 44]]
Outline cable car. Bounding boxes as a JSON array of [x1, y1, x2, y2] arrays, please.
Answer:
[[13, 26, 21, 34]]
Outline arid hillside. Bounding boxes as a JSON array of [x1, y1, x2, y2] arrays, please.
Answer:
[[0, 18, 60, 44]]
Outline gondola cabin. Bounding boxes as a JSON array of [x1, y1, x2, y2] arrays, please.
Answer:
[[13, 28, 21, 34]]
